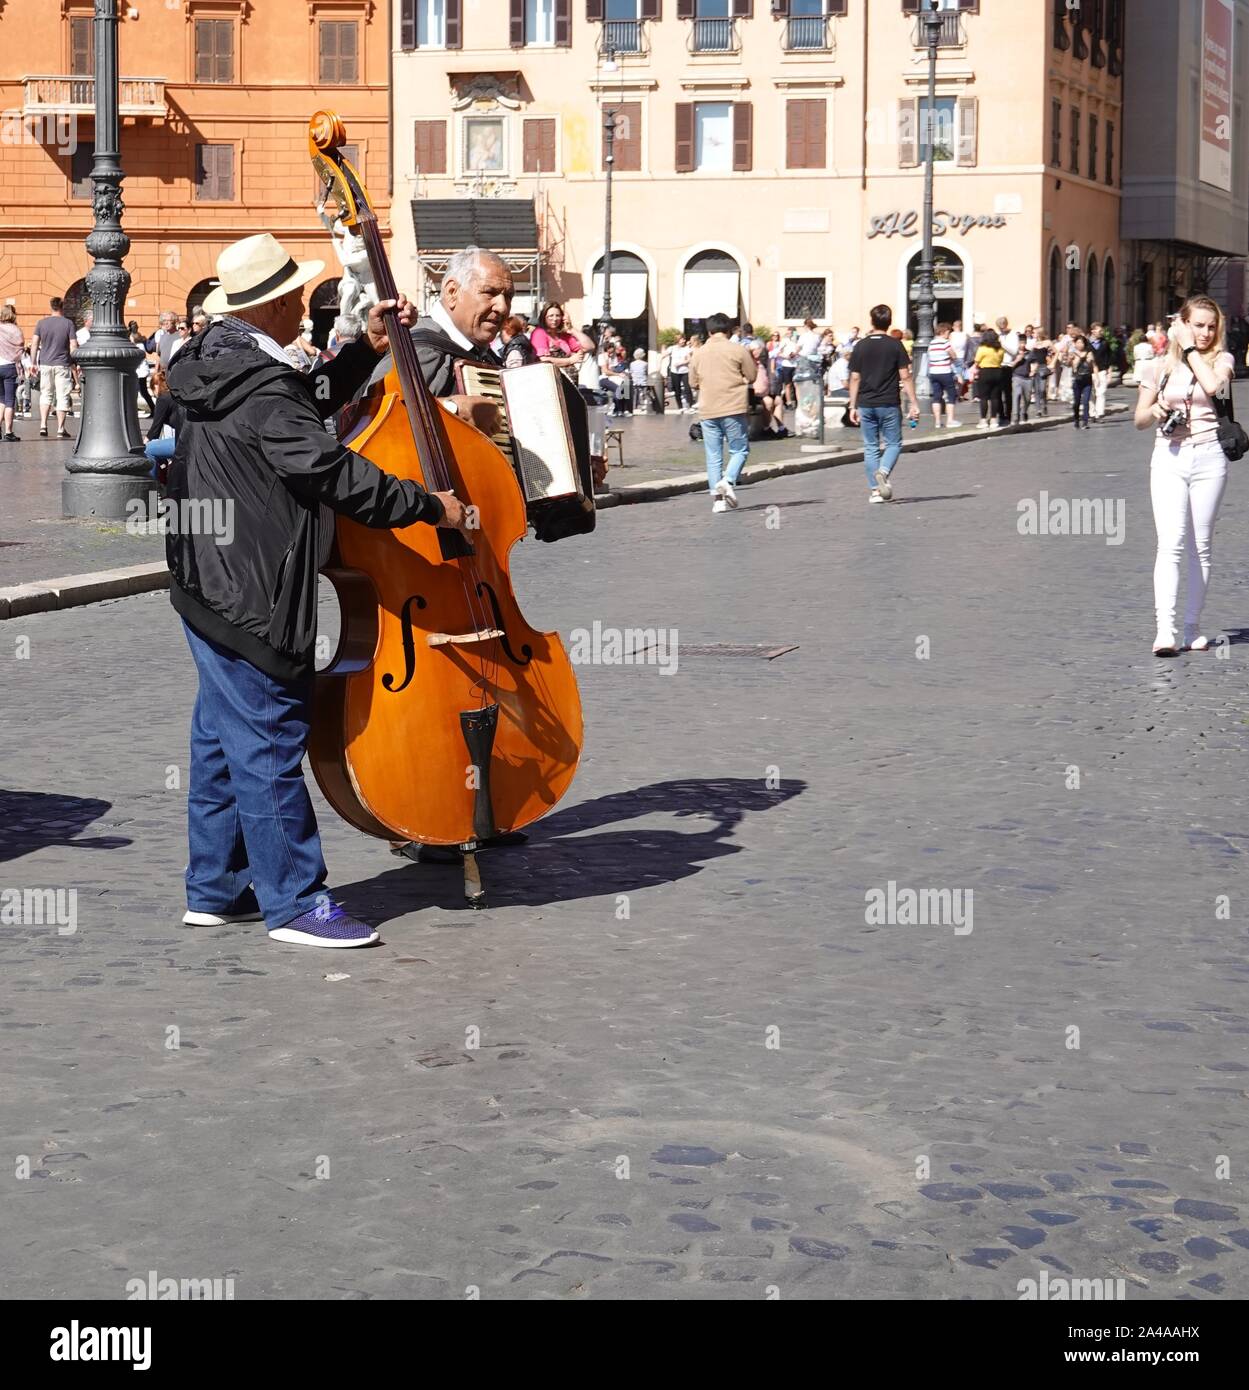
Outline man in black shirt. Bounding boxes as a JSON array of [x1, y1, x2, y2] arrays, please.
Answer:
[[1088, 322, 1112, 419], [848, 304, 919, 503]]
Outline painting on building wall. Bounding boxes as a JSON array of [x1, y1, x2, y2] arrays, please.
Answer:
[[465, 117, 505, 173]]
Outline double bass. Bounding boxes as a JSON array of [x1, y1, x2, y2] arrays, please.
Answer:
[[306, 111, 584, 905]]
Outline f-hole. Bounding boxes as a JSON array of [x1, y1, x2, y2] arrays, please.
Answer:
[[382, 593, 427, 692]]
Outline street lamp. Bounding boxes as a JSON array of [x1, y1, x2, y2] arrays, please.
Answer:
[[912, 0, 943, 401], [64, 0, 147, 520], [598, 45, 618, 353]]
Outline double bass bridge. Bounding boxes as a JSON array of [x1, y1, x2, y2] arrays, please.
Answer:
[[427, 627, 505, 648]]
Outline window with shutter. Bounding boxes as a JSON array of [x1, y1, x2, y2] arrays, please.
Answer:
[[70, 16, 94, 77], [511, 0, 526, 46], [196, 144, 235, 201], [786, 99, 825, 170], [955, 97, 976, 167], [523, 117, 557, 172], [730, 0, 753, 17], [1069, 104, 1079, 171], [1050, 97, 1062, 166], [732, 101, 752, 171], [639, 0, 661, 19], [674, 102, 694, 172], [1105, 119, 1115, 184], [401, 0, 416, 50], [676, 0, 694, 18], [195, 20, 234, 84], [414, 121, 447, 174], [1088, 113, 1097, 180], [586, 0, 604, 20], [554, 0, 572, 45], [898, 97, 918, 168], [605, 102, 641, 172], [320, 22, 359, 84], [446, 0, 462, 48]]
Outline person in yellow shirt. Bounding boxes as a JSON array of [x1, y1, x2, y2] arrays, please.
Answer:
[[974, 328, 1008, 430]]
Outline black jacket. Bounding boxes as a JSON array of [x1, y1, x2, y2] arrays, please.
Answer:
[[166, 318, 444, 681]]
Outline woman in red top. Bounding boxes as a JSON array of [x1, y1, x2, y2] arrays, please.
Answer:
[[529, 302, 595, 371]]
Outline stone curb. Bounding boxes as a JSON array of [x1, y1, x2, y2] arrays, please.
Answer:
[[0, 562, 170, 622], [596, 402, 1132, 508], [0, 403, 1131, 619]]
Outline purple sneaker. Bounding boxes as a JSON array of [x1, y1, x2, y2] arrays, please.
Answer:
[[268, 903, 379, 949]]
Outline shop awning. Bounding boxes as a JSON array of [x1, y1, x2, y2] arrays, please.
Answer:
[[588, 270, 648, 321], [681, 269, 739, 321], [411, 198, 538, 252]]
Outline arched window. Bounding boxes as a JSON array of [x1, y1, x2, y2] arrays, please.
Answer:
[[1048, 246, 1062, 335], [1086, 253, 1099, 326], [1103, 258, 1116, 327], [62, 277, 90, 329], [185, 278, 220, 323]]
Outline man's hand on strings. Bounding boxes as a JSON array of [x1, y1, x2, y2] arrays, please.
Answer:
[[366, 295, 417, 353], [433, 490, 474, 533]]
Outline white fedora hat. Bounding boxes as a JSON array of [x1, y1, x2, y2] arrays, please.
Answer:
[[202, 233, 325, 315]]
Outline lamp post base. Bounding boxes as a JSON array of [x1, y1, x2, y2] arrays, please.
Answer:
[[62, 472, 154, 522]]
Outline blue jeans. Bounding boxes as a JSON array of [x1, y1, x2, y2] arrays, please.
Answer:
[[701, 413, 750, 490], [1072, 378, 1092, 425], [182, 620, 329, 930], [145, 436, 175, 479], [858, 405, 903, 488]]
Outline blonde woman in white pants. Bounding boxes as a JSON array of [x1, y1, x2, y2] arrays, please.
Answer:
[[1134, 296, 1236, 657]]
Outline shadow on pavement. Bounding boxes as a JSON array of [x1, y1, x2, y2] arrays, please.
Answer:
[[0, 789, 133, 864], [333, 776, 806, 920], [889, 494, 978, 505]]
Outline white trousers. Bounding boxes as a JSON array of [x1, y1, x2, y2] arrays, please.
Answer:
[[1150, 437, 1228, 636], [1091, 376, 1108, 418]]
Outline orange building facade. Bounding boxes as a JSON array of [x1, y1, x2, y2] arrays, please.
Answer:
[[0, 0, 389, 338]]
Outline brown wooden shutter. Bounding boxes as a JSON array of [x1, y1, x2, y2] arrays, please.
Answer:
[[71, 17, 93, 76], [731, 0, 753, 17], [400, 0, 416, 49], [415, 120, 447, 173], [828, 0, 848, 14], [785, 99, 802, 168], [509, 0, 525, 46], [677, 0, 695, 19], [958, 0, 979, 11], [195, 21, 212, 82], [956, 96, 977, 167], [197, 144, 234, 201], [898, 97, 918, 167], [732, 101, 752, 171], [217, 22, 234, 83], [319, 22, 337, 83], [555, 0, 572, 45], [524, 118, 557, 172], [640, 0, 661, 19], [608, 102, 641, 172], [219, 145, 235, 201], [341, 21, 358, 81], [446, 0, 462, 49], [902, 0, 921, 12], [674, 102, 694, 172], [807, 98, 826, 168], [586, 0, 604, 20]]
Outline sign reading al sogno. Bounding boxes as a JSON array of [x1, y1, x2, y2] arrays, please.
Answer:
[[868, 211, 1009, 238]]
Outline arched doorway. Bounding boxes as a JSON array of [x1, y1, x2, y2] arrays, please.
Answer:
[[591, 253, 650, 354], [680, 248, 741, 338], [906, 247, 964, 336], [1086, 253, 1099, 326], [1103, 258, 1117, 327], [62, 277, 90, 329], [309, 278, 342, 350], [186, 277, 219, 322], [1048, 246, 1062, 336]]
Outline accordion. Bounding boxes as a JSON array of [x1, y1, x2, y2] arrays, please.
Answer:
[[454, 361, 595, 542]]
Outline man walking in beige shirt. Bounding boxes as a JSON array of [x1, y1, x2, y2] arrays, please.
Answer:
[[688, 311, 756, 514]]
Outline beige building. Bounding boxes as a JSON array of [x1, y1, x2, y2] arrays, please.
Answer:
[[390, 1, 1131, 344]]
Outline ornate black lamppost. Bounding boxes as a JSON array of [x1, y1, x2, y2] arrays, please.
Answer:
[[912, 0, 943, 401], [599, 90, 617, 350], [64, 0, 147, 519]]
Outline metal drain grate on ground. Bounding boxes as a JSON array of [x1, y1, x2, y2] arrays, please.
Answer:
[[630, 642, 799, 660]]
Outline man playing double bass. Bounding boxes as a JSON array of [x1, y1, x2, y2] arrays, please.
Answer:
[[166, 233, 475, 950]]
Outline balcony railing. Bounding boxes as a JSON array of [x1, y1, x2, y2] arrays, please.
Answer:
[[23, 76, 166, 119], [913, 12, 964, 48], [600, 18, 644, 55], [783, 15, 833, 53], [689, 17, 738, 54]]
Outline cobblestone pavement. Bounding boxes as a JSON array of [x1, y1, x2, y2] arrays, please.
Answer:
[[0, 390, 1135, 587], [2, 400, 1248, 1301]]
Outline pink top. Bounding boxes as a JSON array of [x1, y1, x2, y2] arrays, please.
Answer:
[[1145, 353, 1235, 445], [0, 322, 23, 366], [530, 326, 582, 360]]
